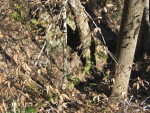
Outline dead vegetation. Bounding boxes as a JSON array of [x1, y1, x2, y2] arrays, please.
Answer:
[[0, 0, 149, 112]]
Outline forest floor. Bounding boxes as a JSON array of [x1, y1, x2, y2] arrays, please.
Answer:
[[0, 0, 150, 113]]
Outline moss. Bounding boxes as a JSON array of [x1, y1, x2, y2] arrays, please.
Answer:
[[96, 50, 108, 61], [67, 11, 76, 31], [81, 61, 93, 76], [84, 62, 93, 73], [67, 73, 81, 88], [94, 37, 108, 62]]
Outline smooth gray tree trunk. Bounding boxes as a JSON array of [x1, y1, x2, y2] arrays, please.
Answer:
[[111, 0, 146, 99], [68, 0, 91, 65]]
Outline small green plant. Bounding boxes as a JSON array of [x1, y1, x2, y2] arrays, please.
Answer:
[[87, 99, 93, 104], [72, 77, 81, 86], [31, 18, 39, 25], [103, 71, 109, 79], [10, 12, 22, 21], [10, 2, 29, 22], [87, 98, 97, 106], [25, 107, 36, 113], [42, 91, 55, 102], [26, 84, 39, 92], [36, 102, 45, 109], [102, 105, 110, 113]]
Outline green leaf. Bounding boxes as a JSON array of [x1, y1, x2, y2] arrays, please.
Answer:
[[73, 78, 80, 86], [25, 107, 36, 113], [31, 18, 38, 25]]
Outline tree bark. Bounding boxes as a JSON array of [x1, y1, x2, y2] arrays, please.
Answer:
[[68, 0, 91, 65], [142, 0, 150, 51], [111, 0, 145, 99], [135, 0, 150, 57]]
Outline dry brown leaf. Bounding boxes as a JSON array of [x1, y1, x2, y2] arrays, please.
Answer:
[[141, 81, 145, 87], [12, 86, 17, 91], [17, 90, 30, 99], [93, 95, 100, 102], [92, 28, 101, 38], [137, 77, 141, 81], [144, 81, 149, 85], [146, 65, 150, 72], [0, 74, 6, 84], [106, 69, 111, 76], [46, 85, 51, 95], [0, 105, 5, 113], [15, 66, 20, 78], [12, 101, 17, 113], [9, 88, 14, 96], [61, 94, 70, 100], [20, 95, 26, 107], [0, 31, 4, 38], [59, 95, 64, 103], [2, 100, 7, 112], [103, 7, 108, 13], [24, 80, 32, 87], [111, 78, 115, 84], [14, 83, 21, 89], [15, 44, 20, 53], [0, 61, 6, 67], [40, 67, 47, 75], [22, 63, 31, 74], [7, 81, 11, 88], [13, 54, 18, 65], [137, 83, 140, 90], [133, 83, 137, 88], [61, 103, 68, 108], [38, 69, 41, 75], [106, 3, 114, 8]]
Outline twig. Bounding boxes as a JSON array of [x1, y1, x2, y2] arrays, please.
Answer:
[[25, 23, 53, 89], [141, 95, 150, 105], [124, 95, 134, 113], [30, 23, 53, 73], [25, 73, 44, 89], [143, 104, 150, 109], [28, 0, 68, 89], [61, 0, 68, 90], [56, 0, 69, 25]]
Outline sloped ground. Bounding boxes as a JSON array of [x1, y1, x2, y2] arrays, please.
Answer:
[[0, 0, 150, 113]]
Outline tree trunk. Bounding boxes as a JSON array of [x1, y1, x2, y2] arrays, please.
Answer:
[[135, 0, 150, 58], [142, 0, 150, 51], [68, 0, 91, 65], [111, 0, 145, 99]]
